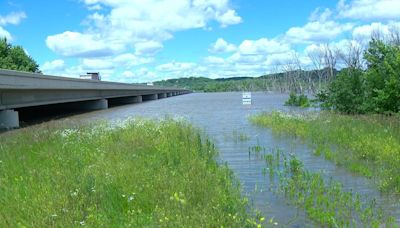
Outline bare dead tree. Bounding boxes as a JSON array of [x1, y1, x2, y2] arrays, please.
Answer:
[[308, 47, 325, 91], [371, 27, 385, 41], [268, 65, 281, 92], [291, 52, 304, 94], [281, 59, 296, 93], [388, 25, 400, 46], [338, 39, 364, 69], [323, 43, 339, 82]]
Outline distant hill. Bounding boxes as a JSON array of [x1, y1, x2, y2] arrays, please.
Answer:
[[153, 69, 339, 93], [154, 76, 256, 92]]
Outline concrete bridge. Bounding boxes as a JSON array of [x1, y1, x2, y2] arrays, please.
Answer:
[[0, 69, 190, 129]]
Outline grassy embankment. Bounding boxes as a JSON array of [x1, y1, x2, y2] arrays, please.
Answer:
[[250, 111, 400, 193], [0, 120, 258, 227]]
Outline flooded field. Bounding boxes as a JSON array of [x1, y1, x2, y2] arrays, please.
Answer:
[[14, 92, 400, 226]]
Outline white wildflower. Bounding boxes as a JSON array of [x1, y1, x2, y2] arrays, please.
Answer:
[[128, 193, 136, 202]]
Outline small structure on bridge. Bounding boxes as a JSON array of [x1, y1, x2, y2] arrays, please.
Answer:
[[80, 72, 101, 81]]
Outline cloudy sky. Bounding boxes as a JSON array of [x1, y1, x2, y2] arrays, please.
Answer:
[[1, 0, 399, 82]]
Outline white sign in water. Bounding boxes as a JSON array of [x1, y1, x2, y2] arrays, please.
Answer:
[[242, 92, 252, 105]]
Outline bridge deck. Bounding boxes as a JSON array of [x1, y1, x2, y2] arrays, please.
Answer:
[[0, 69, 189, 110]]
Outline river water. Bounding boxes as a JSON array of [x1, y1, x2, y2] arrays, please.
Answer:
[[25, 92, 400, 226]]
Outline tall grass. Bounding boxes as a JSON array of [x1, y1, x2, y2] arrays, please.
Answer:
[[250, 111, 400, 193], [0, 120, 255, 227]]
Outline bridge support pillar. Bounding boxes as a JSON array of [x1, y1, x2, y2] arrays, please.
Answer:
[[113, 96, 142, 104], [0, 110, 19, 129], [83, 99, 108, 110], [142, 94, 158, 101], [131, 96, 142, 103], [158, 93, 167, 99], [167, 93, 172, 97]]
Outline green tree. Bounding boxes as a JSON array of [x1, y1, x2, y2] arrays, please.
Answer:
[[0, 37, 40, 73], [324, 68, 365, 114], [363, 39, 400, 113]]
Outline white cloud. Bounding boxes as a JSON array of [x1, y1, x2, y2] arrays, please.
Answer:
[[204, 56, 226, 65], [80, 53, 153, 71], [121, 68, 157, 82], [47, 0, 242, 58], [352, 21, 400, 41], [216, 9, 242, 27], [0, 27, 12, 40], [87, 4, 103, 11], [209, 38, 236, 53], [122, 70, 134, 78], [264, 51, 296, 66], [113, 53, 153, 66], [309, 8, 332, 22], [202, 37, 301, 76], [82, 58, 115, 70], [41, 60, 66, 74], [156, 61, 197, 72], [238, 38, 290, 55], [285, 21, 354, 44], [135, 41, 163, 56], [338, 0, 400, 20], [46, 31, 124, 57], [0, 12, 26, 41], [0, 12, 26, 26], [228, 52, 266, 65]]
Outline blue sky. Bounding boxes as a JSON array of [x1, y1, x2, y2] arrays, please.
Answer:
[[1, 0, 399, 82]]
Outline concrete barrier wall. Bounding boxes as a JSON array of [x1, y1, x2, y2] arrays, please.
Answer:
[[0, 69, 182, 91]]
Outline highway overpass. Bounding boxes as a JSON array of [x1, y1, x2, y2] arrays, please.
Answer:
[[0, 69, 190, 129]]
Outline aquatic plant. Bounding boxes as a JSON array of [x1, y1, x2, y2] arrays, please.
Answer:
[[232, 130, 250, 142], [262, 149, 395, 227], [251, 111, 400, 193], [0, 120, 257, 227]]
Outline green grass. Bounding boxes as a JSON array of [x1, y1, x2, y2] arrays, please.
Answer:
[[0, 119, 257, 227], [250, 111, 400, 193], [261, 148, 395, 227]]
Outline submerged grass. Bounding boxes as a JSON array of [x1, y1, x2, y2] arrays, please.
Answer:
[[250, 111, 400, 193], [260, 148, 395, 227], [0, 119, 256, 227]]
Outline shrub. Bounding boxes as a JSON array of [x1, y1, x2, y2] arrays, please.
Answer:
[[324, 68, 366, 114], [285, 92, 310, 108]]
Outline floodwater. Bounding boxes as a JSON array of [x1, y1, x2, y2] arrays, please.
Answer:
[[21, 92, 400, 225]]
